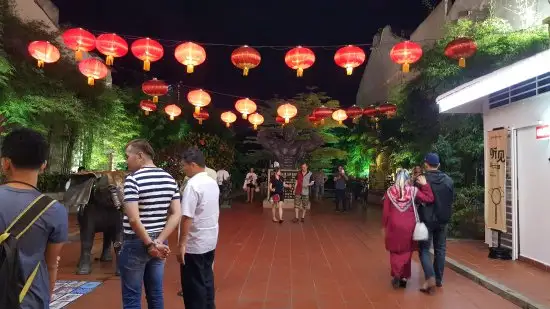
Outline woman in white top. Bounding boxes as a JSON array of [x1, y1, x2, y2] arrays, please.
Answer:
[[243, 168, 258, 203]]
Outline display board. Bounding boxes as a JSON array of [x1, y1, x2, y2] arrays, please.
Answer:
[[49, 280, 102, 309], [486, 129, 508, 232]]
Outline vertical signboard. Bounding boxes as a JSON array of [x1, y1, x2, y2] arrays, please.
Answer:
[[267, 169, 298, 201], [486, 129, 508, 232]]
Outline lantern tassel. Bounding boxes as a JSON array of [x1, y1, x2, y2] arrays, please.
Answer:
[[243, 67, 249, 76], [170, 115, 175, 121], [321, 118, 325, 125], [253, 124, 258, 130], [297, 68, 304, 77], [242, 113, 248, 120], [459, 57, 466, 68], [187, 64, 194, 74], [402, 63, 410, 73], [153, 96, 158, 103], [87, 77, 95, 86], [353, 117, 359, 124], [106, 55, 114, 66], [226, 122, 230, 128], [37, 60, 44, 68], [143, 59, 151, 71], [195, 106, 201, 114], [199, 119, 203, 125], [145, 110, 150, 116], [285, 118, 289, 124], [75, 50, 83, 61], [346, 67, 353, 75]]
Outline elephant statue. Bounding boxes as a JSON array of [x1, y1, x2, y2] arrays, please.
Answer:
[[64, 171, 127, 275]]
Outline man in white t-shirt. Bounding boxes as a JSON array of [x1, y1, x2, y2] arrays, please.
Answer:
[[216, 168, 230, 187], [178, 148, 219, 309]]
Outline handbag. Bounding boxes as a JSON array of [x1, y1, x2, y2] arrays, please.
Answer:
[[412, 194, 429, 241]]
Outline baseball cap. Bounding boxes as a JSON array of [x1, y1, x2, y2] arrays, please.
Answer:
[[424, 153, 440, 166]]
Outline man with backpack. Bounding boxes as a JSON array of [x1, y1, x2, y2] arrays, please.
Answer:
[[418, 153, 454, 294], [0, 128, 69, 308]]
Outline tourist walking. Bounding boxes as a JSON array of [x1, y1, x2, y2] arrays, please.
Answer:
[[269, 168, 291, 223], [383, 168, 434, 289], [0, 128, 68, 309], [334, 166, 348, 211], [178, 148, 219, 309], [216, 167, 230, 192], [120, 139, 181, 309], [243, 168, 258, 203], [293, 163, 313, 223], [418, 153, 454, 294], [312, 169, 328, 200]]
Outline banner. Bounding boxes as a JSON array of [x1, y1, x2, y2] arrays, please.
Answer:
[[485, 129, 508, 232]]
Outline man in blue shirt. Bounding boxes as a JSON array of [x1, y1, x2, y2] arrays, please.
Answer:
[[0, 128, 68, 308]]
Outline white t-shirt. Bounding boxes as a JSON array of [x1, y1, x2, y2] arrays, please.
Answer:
[[245, 172, 257, 185], [180, 171, 220, 254], [216, 169, 230, 185]]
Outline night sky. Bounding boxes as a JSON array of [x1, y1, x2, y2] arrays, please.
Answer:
[[51, 0, 432, 109]]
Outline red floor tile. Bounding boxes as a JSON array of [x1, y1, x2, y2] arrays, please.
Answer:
[[60, 202, 520, 309]]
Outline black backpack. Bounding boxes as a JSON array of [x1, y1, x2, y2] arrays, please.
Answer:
[[0, 194, 56, 308]]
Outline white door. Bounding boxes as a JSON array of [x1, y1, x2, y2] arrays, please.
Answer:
[[516, 126, 550, 265]]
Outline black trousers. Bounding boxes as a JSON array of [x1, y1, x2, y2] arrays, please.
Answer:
[[335, 189, 346, 210], [180, 250, 216, 309]]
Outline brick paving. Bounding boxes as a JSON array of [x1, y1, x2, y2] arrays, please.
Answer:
[[446, 239, 550, 307], [59, 203, 519, 309]]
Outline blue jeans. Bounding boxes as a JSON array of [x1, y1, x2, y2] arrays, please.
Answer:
[[119, 234, 166, 309], [418, 224, 447, 285]]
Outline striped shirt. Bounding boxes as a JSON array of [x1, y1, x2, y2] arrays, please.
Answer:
[[123, 167, 180, 234]]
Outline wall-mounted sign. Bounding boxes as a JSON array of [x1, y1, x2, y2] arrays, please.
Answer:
[[486, 129, 507, 233], [536, 125, 550, 140]]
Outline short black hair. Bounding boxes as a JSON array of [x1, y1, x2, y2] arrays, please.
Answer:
[[182, 147, 206, 168], [1, 128, 49, 169], [78, 166, 86, 172], [126, 139, 155, 159]]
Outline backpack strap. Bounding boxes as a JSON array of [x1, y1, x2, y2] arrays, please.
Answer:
[[5, 194, 56, 239], [1, 194, 56, 304]]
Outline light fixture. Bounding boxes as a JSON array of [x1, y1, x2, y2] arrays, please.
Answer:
[[437, 49, 550, 113]]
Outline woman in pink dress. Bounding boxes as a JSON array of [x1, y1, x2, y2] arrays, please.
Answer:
[[383, 168, 434, 289]]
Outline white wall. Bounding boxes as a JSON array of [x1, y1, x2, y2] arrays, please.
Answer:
[[12, 0, 58, 33], [483, 91, 550, 265]]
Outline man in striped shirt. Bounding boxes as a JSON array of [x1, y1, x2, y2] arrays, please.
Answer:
[[119, 139, 181, 309]]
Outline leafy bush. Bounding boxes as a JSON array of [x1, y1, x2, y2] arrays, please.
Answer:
[[0, 172, 69, 192], [449, 185, 485, 239]]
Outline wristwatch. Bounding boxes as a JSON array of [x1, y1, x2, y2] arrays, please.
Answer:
[[145, 242, 155, 250]]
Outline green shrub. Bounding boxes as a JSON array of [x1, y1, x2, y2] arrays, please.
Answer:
[[449, 185, 485, 239], [38, 173, 70, 192]]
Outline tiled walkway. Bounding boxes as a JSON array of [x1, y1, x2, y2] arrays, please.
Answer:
[[60, 202, 519, 309], [447, 240, 550, 307]]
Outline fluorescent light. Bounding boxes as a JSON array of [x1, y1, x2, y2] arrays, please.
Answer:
[[437, 49, 550, 113]]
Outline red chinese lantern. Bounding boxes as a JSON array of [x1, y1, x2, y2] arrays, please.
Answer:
[[363, 106, 378, 117], [174, 42, 206, 73], [78, 58, 108, 86], [187, 89, 211, 114], [285, 46, 315, 77], [193, 110, 210, 125], [248, 113, 264, 130], [95, 33, 128, 65], [131, 38, 164, 71], [28, 41, 60, 68], [164, 104, 182, 120], [277, 103, 298, 123], [332, 109, 348, 125], [231, 45, 261, 76], [346, 105, 363, 123], [390, 41, 422, 73], [235, 98, 257, 119], [221, 111, 237, 128], [313, 106, 333, 124], [139, 100, 157, 115], [378, 103, 397, 118], [308, 114, 318, 122], [444, 37, 477, 68], [142, 78, 168, 103], [334, 45, 366, 75], [62, 28, 95, 61]]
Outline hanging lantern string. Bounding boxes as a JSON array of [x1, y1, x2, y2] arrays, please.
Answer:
[[81, 27, 448, 50]]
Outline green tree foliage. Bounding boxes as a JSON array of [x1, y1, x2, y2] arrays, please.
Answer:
[[387, 18, 548, 187], [156, 132, 236, 183]]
